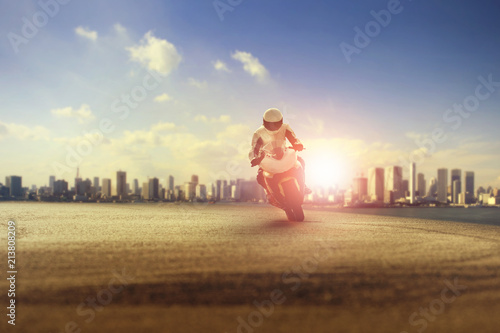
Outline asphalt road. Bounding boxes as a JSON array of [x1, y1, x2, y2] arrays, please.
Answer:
[[1, 202, 499, 333]]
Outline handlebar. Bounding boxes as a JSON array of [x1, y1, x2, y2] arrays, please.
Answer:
[[251, 146, 305, 167]]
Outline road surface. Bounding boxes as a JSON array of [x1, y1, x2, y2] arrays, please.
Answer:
[[0, 202, 499, 333]]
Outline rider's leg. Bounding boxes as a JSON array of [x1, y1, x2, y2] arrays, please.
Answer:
[[297, 157, 312, 194], [257, 168, 266, 188], [257, 168, 280, 206]]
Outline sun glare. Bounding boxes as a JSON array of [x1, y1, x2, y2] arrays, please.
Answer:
[[305, 153, 345, 189]]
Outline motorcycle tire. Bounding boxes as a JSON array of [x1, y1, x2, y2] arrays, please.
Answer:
[[285, 209, 296, 221], [292, 205, 304, 222]]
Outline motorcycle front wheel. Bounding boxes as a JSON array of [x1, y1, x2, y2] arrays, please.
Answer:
[[285, 209, 295, 221], [292, 205, 304, 222]]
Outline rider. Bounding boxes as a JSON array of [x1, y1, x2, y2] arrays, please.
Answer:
[[249, 108, 311, 201]]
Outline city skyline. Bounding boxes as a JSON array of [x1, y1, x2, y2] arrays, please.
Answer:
[[1, 1, 500, 189], [0, 160, 496, 195]]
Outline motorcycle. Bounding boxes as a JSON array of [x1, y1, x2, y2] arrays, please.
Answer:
[[251, 142, 306, 221]]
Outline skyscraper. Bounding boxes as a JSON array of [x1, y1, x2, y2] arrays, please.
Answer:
[[53, 180, 68, 195], [465, 171, 475, 204], [428, 177, 437, 197], [49, 175, 55, 192], [437, 168, 448, 203], [142, 181, 150, 200], [385, 166, 403, 201], [401, 180, 409, 193], [452, 179, 461, 204], [451, 169, 461, 202], [148, 178, 159, 199], [5, 176, 22, 197], [451, 169, 462, 184], [168, 175, 174, 191], [102, 178, 112, 197], [216, 179, 222, 201], [352, 176, 368, 201], [409, 163, 416, 204], [93, 177, 100, 192], [417, 173, 426, 197], [133, 179, 140, 195], [116, 171, 127, 197], [368, 167, 384, 201]]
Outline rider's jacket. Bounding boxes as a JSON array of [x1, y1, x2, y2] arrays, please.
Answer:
[[248, 123, 302, 161]]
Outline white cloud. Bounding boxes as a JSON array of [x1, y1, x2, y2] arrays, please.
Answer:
[[231, 50, 270, 83], [113, 23, 127, 34], [0, 121, 50, 141], [194, 115, 231, 124], [127, 31, 182, 75], [75, 26, 98, 41], [154, 93, 172, 102], [51, 104, 95, 124], [213, 60, 230, 72], [188, 78, 207, 89]]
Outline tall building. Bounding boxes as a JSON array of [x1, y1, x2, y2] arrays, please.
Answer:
[[451, 169, 462, 184], [93, 177, 100, 192], [437, 168, 448, 203], [49, 175, 55, 192], [196, 184, 207, 201], [142, 181, 150, 200], [401, 180, 409, 193], [465, 171, 475, 204], [368, 167, 384, 201], [5, 176, 22, 197], [53, 180, 68, 195], [428, 177, 437, 197], [102, 178, 112, 197], [133, 179, 140, 195], [452, 180, 461, 204], [81, 179, 92, 195], [191, 175, 199, 185], [417, 173, 426, 197], [352, 176, 368, 201], [148, 178, 159, 199], [184, 182, 196, 201], [385, 166, 403, 201], [116, 171, 127, 197], [409, 163, 416, 204], [168, 175, 174, 191], [216, 179, 222, 201], [451, 169, 461, 201]]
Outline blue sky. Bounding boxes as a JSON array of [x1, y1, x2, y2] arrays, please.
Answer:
[[1, 0, 499, 190]]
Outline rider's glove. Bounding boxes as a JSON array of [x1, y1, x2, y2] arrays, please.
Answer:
[[293, 143, 304, 151], [251, 158, 260, 167]]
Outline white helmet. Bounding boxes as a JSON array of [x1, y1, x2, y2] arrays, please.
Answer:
[[263, 108, 283, 131]]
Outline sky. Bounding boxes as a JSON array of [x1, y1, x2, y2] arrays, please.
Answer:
[[1, 0, 500, 191]]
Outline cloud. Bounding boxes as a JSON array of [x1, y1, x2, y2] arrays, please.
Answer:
[[194, 115, 231, 124], [127, 31, 182, 75], [51, 104, 95, 124], [213, 60, 230, 72], [231, 50, 270, 83], [154, 93, 172, 102], [0, 121, 50, 141], [188, 78, 207, 89], [151, 122, 177, 132], [113, 23, 127, 34], [75, 26, 98, 41]]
